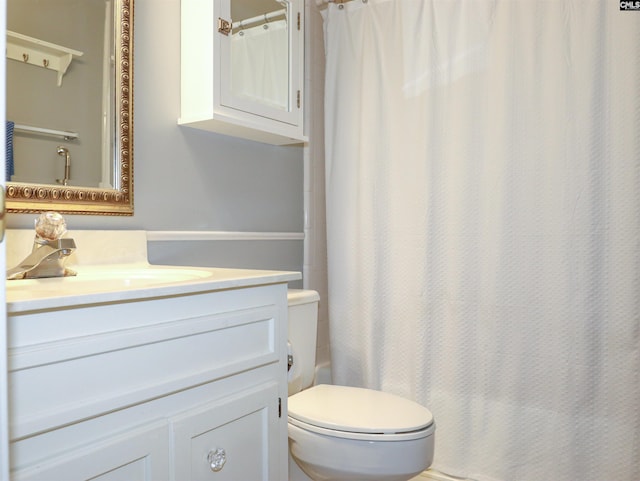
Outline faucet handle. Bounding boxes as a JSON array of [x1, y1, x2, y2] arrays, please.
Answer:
[[34, 211, 68, 243]]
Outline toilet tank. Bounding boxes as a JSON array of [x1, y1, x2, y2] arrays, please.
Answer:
[[287, 289, 320, 396]]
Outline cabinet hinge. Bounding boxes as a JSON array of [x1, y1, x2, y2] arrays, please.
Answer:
[[218, 17, 232, 36], [297, 12, 301, 31], [278, 397, 282, 418], [297, 90, 301, 109]]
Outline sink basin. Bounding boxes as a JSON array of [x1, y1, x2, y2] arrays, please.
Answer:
[[5, 264, 219, 301], [74, 266, 215, 284]]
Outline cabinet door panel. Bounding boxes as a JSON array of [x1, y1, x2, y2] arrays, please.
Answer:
[[13, 422, 169, 481], [171, 383, 280, 481], [219, 0, 300, 125]]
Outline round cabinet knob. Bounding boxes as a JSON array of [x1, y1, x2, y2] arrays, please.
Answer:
[[207, 448, 227, 472]]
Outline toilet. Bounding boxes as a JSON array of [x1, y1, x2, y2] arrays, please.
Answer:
[[287, 290, 435, 481]]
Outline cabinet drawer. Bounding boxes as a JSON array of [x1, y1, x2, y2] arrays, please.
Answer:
[[171, 383, 281, 481], [10, 305, 278, 439]]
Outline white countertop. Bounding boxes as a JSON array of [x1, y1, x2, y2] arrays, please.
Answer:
[[6, 263, 300, 313], [6, 229, 301, 313], [7, 263, 300, 313]]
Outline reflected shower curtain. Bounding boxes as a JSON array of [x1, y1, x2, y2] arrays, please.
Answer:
[[323, 1, 640, 480], [231, 19, 288, 109]]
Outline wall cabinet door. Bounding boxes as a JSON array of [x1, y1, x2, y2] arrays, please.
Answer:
[[171, 383, 281, 481], [12, 422, 169, 481], [180, 0, 306, 145]]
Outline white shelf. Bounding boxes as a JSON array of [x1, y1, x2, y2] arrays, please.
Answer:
[[13, 123, 79, 140], [6, 30, 83, 86]]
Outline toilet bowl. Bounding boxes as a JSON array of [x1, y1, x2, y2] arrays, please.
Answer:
[[287, 290, 435, 481], [289, 384, 435, 481]]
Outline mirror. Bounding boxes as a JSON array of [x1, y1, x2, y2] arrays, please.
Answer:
[[229, 0, 290, 113], [5, 0, 134, 215]]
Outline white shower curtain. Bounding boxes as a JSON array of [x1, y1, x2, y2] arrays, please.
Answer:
[[323, 1, 640, 480]]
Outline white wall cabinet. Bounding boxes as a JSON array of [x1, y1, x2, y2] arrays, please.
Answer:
[[179, 0, 306, 145], [8, 283, 290, 481]]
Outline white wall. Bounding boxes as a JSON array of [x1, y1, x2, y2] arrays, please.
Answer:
[[6, 0, 305, 278], [303, 1, 330, 367]]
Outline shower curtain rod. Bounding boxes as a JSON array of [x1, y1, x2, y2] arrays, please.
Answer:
[[234, 8, 286, 30]]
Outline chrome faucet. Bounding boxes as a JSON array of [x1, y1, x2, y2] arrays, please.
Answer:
[[7, 238, 77, 280]]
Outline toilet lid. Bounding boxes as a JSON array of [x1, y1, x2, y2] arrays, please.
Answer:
[[288, 384, 434, 435]]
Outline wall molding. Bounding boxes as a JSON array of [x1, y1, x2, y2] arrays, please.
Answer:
[[146, 231, 305, 242]]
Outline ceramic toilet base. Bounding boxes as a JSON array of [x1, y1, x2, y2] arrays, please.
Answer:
[[288, 422, 435, 481]]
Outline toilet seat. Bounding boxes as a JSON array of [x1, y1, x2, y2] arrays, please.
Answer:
[[288, 384, 435, 442]]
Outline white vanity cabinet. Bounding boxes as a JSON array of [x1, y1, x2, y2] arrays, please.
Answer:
[[7, 279, 293, 481], [179, 0, 306, 145]]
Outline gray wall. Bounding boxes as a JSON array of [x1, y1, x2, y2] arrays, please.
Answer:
[[7, 0, 305, 278]]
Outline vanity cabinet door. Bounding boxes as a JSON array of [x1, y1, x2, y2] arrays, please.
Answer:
[[171, 382, 281, 481], [12, 422, 169, 481]]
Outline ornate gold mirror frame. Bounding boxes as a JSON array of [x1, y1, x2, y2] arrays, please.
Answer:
[[6, 0, 134, 216]]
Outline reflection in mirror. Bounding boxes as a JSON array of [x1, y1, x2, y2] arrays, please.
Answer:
[[7, 0, 112, 188], [230, 0, 289, 112], [5, 0, 133, 215]]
